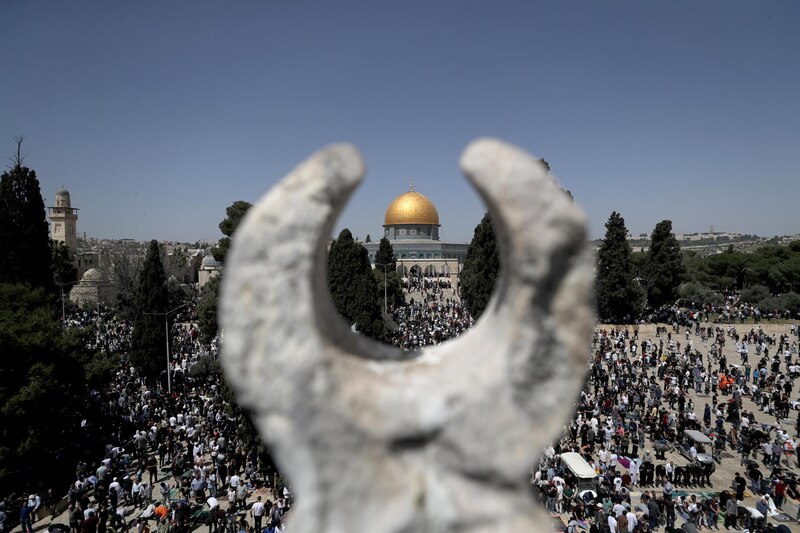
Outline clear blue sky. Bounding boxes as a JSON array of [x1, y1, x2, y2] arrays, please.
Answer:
[[2, 1, 798, 243]]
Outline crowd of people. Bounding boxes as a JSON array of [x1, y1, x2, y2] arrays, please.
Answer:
[[2, 303, 291, 533], [401, 273, 455, 305], [644, 296, 799, 328], [385, 298, 473, 350], [6, 284, 800, 533], [531, 319, 800, 533]]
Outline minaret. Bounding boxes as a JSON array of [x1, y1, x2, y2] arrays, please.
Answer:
[[48, 186, 79, 258]]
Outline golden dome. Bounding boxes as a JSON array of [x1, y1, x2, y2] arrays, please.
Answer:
[[384, 190, 440, 226]]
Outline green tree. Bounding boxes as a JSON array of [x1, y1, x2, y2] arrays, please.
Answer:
[[51, 240, 78, 289], [0, 283, 90, 489], [596, 212, 644, 321], [327, 229, 384, 339], [645, 220, 685, 308], [460, 213, 499, 320], [740, 284, 772, 307], [0, 140, 54, 294], [212, 200, 252, 262], [165, 275, 193, 311], [374, 237, 397, 271], [374, 270, 405, 309], [372, 237, 404, 309], [189, 353, 221, 382], [197, 274, 221, 344], [678, 281, 723, 307], [130, 240, 169, 382]]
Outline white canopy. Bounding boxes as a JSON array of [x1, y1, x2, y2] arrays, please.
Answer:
[[684, 429, 712, 444], [561, 452, 597, 479]]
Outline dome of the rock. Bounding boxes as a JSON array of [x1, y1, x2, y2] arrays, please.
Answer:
[[384, 190, 440, 226]]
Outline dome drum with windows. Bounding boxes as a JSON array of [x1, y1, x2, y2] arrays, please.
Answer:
[[383, 188, 440, 241]]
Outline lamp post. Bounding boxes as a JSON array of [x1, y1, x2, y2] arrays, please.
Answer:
[[374, 263, 391, 314], [145, 302, 189, 394], [57, 280, 80, 325]]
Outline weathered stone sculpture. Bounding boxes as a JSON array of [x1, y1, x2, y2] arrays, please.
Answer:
[[221, 138, 594, 532]]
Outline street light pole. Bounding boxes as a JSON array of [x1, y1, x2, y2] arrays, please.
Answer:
[[145, 302, 189, 395], [57, 280, 80, 325], [375, 263, 390, 314]]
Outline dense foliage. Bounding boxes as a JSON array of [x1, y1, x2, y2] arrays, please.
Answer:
[[372, 237, 404, 310], [0, 158, 55, 294], [644, 220, 685, 308], [130, 240, 169, 381], [460, 213, 499, 320], [0, 284, 97, 489], [683, 241, 800, 295], [51, 240, 78, 290], [596, 212, 644, 322], [0, 145, 108, 490], [212, 200, 252, 262], [327, 229, 385, 339], [197, 274, 221, 344], [680, 241, 800, 314], [375, 237, 397, 271]]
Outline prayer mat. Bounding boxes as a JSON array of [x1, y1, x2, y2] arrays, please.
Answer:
[[771, 512, 796, 523]]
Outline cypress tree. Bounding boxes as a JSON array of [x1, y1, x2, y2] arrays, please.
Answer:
[[460, 213, 499, 320], [130, 240, 169, 381], [0, 143, 55, 294], [327, 229, 384, 339], [351, 244, 385, 339], [596, 211, 644, 322], [645, 220, 685, 308], [374, 237, 397, 271]]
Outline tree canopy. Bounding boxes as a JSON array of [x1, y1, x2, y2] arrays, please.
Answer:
[[374, 236, 397, 272], [372, 237, 404, 310], [197, 274, 221, 344], [130, 240, 169, 381], [644, 220, 685, 308], [212, 200, 252, 262], [327, 229, 384, 340], [460, 213, 499, 320], [0, 283, 93, 489], [679, 241, 800, 315], [595, 211, 644, 322], [51, 240, 78, 290], [0, 146, 54, 295]]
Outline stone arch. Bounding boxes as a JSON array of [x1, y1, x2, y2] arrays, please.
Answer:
[[410, 265, 422, 277], [440, 263, 451, 276], [424, 265, 437, 276]]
